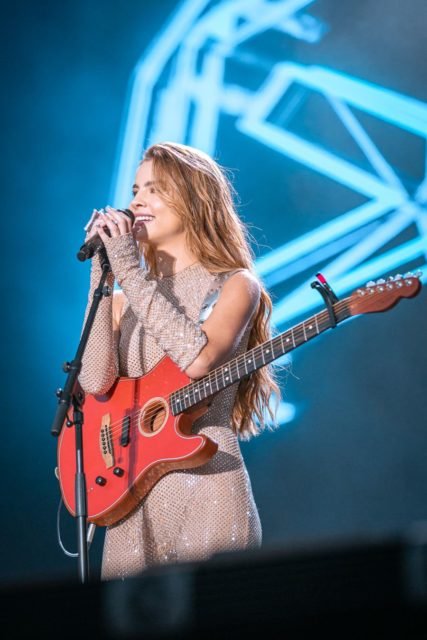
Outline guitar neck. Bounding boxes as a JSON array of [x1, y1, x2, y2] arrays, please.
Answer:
[[170, 296, 352, 415]]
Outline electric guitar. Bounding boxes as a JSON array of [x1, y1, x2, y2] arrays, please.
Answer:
[[57, 272, 422, 526]]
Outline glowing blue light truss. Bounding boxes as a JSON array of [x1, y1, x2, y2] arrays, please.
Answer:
[[109, 0, 427, 424]]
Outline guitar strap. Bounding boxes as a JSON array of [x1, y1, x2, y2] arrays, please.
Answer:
[[197, 269, 243, 324]]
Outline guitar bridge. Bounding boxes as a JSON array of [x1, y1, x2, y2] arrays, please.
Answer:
[[100, 414, 114, 469]]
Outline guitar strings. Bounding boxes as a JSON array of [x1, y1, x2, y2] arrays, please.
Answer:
[[89, 298, 352, 440]]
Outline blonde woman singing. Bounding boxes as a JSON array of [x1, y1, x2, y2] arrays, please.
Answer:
[[80, 142, 279, 580]]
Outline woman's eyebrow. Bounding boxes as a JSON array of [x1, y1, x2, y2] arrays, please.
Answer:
[[133, 180, 156, 189]]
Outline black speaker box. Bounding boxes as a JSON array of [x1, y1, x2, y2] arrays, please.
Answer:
[[2, 530, 427, 638]]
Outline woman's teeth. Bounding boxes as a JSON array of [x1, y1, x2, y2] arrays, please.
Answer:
[[135, 216, 154, 223]]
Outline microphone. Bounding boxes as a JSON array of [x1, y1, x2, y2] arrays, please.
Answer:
[[77, 208, 135, 262]]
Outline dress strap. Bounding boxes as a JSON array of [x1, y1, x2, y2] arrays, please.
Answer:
[[197, 269, 243, 324]]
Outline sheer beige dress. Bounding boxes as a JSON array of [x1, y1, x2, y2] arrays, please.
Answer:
[[79, 233, 262, 580]]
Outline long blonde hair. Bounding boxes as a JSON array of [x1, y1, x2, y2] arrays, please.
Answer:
[[140, 141, 280, 439]]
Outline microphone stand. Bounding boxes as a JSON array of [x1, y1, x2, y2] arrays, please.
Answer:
[[51, 247, 112, 584]]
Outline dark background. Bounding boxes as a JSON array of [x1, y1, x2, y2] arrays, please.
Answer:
[[1, 0, 426, 584]]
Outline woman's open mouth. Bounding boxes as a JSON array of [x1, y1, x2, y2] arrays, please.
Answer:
[[134, 215, 155, 226]]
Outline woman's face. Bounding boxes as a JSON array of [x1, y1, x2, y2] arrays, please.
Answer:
[[129, 160, 185, 248]]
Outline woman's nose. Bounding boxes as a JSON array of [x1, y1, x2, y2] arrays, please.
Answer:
[[131, 193, 147, 208]]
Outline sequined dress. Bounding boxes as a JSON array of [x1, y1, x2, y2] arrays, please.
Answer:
[[79, 233, 262, 580]]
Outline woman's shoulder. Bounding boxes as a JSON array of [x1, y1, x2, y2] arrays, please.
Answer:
[[221, 268, 261, 304], [224, 267, 260, 288]]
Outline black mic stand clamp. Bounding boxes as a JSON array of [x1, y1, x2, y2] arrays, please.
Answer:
[[310, 272, 340, 328], [51, 247, 112, 584]]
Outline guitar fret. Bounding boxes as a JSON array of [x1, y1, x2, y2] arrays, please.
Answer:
[[315, 314, 319, 334], [223, 365, 231, 385], [214, 367, 219, 393], [291, 328, 296, 348], [235, 361, 240, 380], [205, 377, 211, 397], [247, 354, 254, 373], [303, 321, 307, 342], [236, 360, 243, 380], [188, 385, 194, 407], [196, 381, 203, 401]]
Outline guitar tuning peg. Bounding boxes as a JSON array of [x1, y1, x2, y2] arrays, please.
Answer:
[[366, 280, 375, 287], [394, 273, 403, 280], [403, 271, 414, 278], [387, 276, 395, 281], [415, 270, 423, 278], [376, 278, 385, 285]]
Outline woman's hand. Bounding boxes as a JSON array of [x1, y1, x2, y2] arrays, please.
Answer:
[[86, 206, 134, 243], [83, 208, 103, 242]]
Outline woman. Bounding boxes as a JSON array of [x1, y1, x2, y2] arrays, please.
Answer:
[[79, 141, 279, 580]]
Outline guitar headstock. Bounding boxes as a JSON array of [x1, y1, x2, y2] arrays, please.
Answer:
[[347, 271, 422, 315]]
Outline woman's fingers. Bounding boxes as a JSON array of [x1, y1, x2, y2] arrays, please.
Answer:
[[104, 207, 133, 234], [84, 206, 133, 244], [96, 215, 118, 239], [84, 209, 102, 241], [90, 206, 133, 240]]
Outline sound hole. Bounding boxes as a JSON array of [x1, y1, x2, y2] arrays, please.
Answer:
[[139, 399, 168, 437]]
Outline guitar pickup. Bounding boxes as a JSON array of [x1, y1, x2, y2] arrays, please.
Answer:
[[120, 415, 131, 447]]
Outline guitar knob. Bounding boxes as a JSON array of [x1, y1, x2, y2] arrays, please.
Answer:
[[113, 467, 125, 477], [96, 476, 107, 486]]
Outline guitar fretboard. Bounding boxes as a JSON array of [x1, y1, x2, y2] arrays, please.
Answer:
[[170, 297, 351, 415]]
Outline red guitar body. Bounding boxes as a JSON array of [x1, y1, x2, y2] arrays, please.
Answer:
[[57, 356, 217, 526]]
